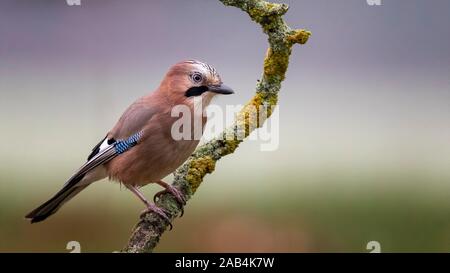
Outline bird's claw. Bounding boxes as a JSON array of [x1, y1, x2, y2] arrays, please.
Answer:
[[140, 203, 173, 230], [153, 185, 186, 217]]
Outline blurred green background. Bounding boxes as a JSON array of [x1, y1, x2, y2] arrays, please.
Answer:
[[1, 0, 449, 252]]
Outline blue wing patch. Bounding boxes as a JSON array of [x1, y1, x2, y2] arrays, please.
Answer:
[[114, 131, 143, 154]]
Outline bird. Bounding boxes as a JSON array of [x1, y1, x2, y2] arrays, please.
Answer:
[[25, 60, 234, 224]]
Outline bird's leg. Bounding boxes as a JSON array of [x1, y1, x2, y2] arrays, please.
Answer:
[[125, 184, 172, 229], [153, 180, 186, 216]]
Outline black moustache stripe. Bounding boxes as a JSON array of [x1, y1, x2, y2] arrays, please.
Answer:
[[185, 86, 208, 97]]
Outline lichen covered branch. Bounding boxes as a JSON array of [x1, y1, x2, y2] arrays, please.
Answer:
[[123, 0, 311, 253]]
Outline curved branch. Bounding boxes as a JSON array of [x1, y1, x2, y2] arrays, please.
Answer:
[[123, 0, 311, 253]]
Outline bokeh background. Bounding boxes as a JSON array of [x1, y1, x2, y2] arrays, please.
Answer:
[[1, 0, 449, 252]]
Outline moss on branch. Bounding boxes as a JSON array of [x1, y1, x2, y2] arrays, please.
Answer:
[[123, 0, 311, 253]]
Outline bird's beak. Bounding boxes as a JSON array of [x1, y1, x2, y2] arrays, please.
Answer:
[[208, 84, 234, 95]]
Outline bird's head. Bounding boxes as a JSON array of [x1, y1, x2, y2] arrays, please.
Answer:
[[159, 60, 234, 107]]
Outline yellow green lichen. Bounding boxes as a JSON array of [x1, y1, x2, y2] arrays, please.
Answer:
[[235, 96, 261, 137], [221, 139, 239, 155], [263, 47, 290, 81], [186, 156, 216, 192], [248, 3, 278, 23], [287, 29, 312, 45]]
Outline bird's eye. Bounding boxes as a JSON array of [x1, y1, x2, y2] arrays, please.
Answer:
[[191, 72, 203, 83]]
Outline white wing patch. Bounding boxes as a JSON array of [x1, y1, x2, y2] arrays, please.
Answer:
[[99, 138, 111, 151]]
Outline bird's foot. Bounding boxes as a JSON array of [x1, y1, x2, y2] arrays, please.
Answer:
[[140, 202, 173, 230], [153, 183, 186, 217]]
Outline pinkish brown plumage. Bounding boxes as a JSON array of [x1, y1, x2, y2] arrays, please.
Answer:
[[26, 60, 234, 223]]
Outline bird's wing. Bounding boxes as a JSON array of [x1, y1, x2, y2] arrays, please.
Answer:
[[62, 131, 143, 188], [87, 135, 108, 161], [26, 95, 159, 223], [63, 95, 159, 188], [26, 131, 143, 223]]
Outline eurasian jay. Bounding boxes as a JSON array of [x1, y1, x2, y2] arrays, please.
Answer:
[[25, 60, 234, 223]]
